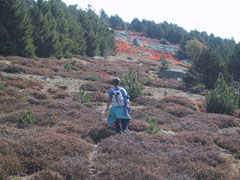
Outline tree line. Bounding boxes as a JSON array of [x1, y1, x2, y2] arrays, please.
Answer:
[[0, 0, 115, 58], [103, 11, 236, 61], [102, 11, 240, 115]]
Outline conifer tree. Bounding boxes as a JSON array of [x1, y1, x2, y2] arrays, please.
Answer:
[[79, 10, 98, 57], [205, 73, 239, 115], [0, 0, 35, 57], [228, 43, 240, 81], [32, 0, 60, 57], [68, 5, 86, 56]]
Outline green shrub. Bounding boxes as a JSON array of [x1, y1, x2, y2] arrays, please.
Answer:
[[145, 77, 153, 86], [0, 82, 3, 91], [90, 73, 98, 81], [119, 67, 144, 100], [145, 116, 157, 125], [205, 73, 239, 115], [145, 124, 160, 134], [73, 85, 90, 103], [64, 60, 76, 71], [190, 84, 205, 93], [19, 106, 36, 124], [145, 117, 160, 134], [164, 89, 168, 96], [158, 59, 169, 73]]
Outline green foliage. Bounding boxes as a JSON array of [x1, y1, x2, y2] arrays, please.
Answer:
[[109, 15, 125, 30], [63, 60, 76, 71], [0, 0, 114, 58], [0, 0, 35, 57], [145, 116, 160, 134], [145, 77, 153, 86], [145, 116, 157, 125], [0, 82, 3, 91], [158, 59, 169, 73], [19, 106, 36, 124], [205, 73, 239, 115], [130, 19, 187, 44], [228, 42, 240, 81], [187, 30, 235, 61], [90, 73, 98, 81], [119, 68, 144, 100], [190, 84, 205, 93], [184, 38, 204, 60], [164, 89, 169, 96], [145, 124, 160, 134], [184, 48, 227, 89], [73, 85, 90, 103]]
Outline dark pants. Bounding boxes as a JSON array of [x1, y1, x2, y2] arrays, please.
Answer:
[[115, 119, 130, 134]]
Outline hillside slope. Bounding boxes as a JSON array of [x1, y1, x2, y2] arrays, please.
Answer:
[[0, 54, 239, 179]]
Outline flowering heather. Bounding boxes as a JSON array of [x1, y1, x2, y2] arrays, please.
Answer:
[[0, 55, 239, 179]]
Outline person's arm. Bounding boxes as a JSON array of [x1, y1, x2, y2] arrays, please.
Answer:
[[105, 96, 111, 113]]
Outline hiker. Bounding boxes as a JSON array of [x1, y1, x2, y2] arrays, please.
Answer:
[[105, 77, 131, 134]]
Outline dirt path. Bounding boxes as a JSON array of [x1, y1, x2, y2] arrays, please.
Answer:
[[88, 144, 99, 179]]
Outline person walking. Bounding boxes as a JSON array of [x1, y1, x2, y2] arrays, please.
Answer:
[[105, 77, 131, 134]]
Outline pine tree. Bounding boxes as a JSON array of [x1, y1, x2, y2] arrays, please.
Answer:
[[194, 48, 225, 89], [79, 10, 98, 57], [228, 43, 240, 81], [32, 0, 61, 58], [205, 73, 239, 115], [68, 5, 86, 56], [0, 0, 35, 57]]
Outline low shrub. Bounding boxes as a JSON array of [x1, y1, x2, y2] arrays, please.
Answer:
[[90, 73, 98, 81], [0, 82, 4, 91], [31, 169, 64, 180], [63, 61, 76, 71], [19, 106, 36, 124], [88, 124, 116, 143], [190, 84, 205, 93], [215, 133, 240, 159], [161, 103, 194, 118], [0, 140, 24, 180], [185, 112, 240, 129], [151, 78, 185, 90], [169, 120, 219, 132], [159, 96, 196, 110], [94, 132, 231, 179], [73, 85, 90, 103]]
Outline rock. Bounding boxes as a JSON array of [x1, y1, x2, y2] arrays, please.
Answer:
[[221, 149, 232, 154], [133, 38, 143, 47]]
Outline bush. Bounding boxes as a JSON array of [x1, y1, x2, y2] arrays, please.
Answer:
[[145, 124, 160, 134], [19, 106, 36, 124], [64, 61, 76, 71], [90, 73, 98, 81], [0, 82, 4, 91], [205, 73, 239, 115], [158, 59, 169, 73], [145, 117, 160, 134], [119, 67, 144, 100], [73, 85, 90, 103], [190, 84, 205, 93], [31, 169, 64, 180]]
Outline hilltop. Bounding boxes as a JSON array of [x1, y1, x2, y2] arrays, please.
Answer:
[[0, 46, 239, 179]]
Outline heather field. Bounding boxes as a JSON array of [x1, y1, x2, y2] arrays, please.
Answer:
[[0, 55, 240, 180]]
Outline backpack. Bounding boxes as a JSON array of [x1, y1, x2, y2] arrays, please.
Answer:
[[111, 88, 124, 106]]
